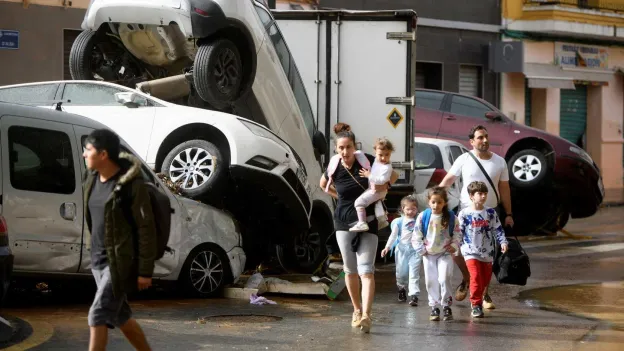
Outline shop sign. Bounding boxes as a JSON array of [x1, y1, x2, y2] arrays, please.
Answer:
[[555, 42, 608, 69], [0, 30, 19, 50]]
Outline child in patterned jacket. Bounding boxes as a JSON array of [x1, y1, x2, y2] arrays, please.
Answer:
[[458, 181, 508, 319]]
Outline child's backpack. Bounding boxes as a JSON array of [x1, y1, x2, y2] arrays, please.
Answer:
[[493, 236, 531, 286], [419, 208, 455, 238], [120, 180, 174, 260], [388, 217, 405, 257], [324, 151, 371, 192]]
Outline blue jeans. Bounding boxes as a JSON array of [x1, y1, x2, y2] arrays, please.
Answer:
[[395, 243, 422, 297]]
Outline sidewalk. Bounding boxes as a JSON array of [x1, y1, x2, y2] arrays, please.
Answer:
[[602, 188, 624, 207]]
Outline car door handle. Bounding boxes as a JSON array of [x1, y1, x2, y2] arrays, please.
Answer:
[[445, 115, 457, 120], [60, 202, 77, 221]]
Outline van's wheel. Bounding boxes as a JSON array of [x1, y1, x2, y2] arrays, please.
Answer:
[[161, 139, 227, 201], [193, 39, 243, 110], [508, 149, 549, 188], [69, 30, 143, 85], [179, 244, 231, 298]]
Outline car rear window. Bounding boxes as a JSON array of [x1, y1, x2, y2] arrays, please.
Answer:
[[415, 91, 445, 111], [414, 142, 444, 170]]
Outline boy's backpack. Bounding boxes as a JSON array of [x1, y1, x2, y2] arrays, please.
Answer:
[[420, 208, 455, 239], [324, 151, 371, 193], [493, 236, 531, 286], [120, 180, 174, 260]]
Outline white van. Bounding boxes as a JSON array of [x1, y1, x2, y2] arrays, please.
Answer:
[[0, 102, 245, 298]]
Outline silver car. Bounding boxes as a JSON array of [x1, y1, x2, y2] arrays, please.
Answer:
[[0, 102, 245, 297]]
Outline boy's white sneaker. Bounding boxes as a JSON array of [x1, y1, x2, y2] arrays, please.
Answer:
[[349, 222, 369, 232]]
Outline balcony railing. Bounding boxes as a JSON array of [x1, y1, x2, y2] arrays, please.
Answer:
[[524, 0, 624, 12]]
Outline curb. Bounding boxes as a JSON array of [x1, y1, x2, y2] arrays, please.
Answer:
[[0, 316, 13, 343], [0, 315, 32, 349]]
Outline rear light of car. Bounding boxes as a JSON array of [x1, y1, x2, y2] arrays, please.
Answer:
[[387, 212, 399, 223], [0, 216, 7, 247], [426, 169, 447, 189], [193, 7, 210, 16]]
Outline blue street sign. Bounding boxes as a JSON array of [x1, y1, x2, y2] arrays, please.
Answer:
[[0, 30, 19, 50]]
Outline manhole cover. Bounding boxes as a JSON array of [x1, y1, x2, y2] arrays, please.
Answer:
[[200, 315, 282, 324]]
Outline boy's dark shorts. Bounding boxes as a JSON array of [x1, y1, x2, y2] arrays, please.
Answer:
[[88, 266, 132, 329]]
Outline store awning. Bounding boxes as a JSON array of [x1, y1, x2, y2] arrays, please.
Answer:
[[523, 63, 615, 89]]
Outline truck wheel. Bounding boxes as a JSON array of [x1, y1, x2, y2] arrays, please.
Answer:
[[193, 39, 243, 110], [69, 29, 143, 85], [161, 139, 227, 201], [508, 149, 549, 188], [179, 244, 231, 298]]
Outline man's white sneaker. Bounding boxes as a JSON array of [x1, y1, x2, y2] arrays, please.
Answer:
[[349, 222, 369, 232]]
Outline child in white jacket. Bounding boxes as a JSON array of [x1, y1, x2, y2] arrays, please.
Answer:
[[412, 187, 461, 322], [350, 138, 394, 232]]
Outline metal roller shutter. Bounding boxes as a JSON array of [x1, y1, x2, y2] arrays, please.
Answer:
[[459, 65, 480, 97], [416, 62, 426, 89], [559, 85, 587, 147], [525, 79, 532, 127], [63, 29, 82, 80]]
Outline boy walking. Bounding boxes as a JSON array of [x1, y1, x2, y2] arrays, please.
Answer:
[[83, 129, 157, 351], [458, 181, 508, 318]]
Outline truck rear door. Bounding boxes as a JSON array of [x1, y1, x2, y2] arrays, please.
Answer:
[[274, 10, 417, 183]]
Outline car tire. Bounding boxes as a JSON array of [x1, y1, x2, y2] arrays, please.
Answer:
[[179, 244, 231, 298], [161, 139, 227, 201], [69, 30, 100, 80], [277, 215, 330, 274], [508, 149, 549, 188], [193, 39, 244, 110]]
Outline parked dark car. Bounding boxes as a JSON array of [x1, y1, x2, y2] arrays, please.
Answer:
[[412, 89, 605, 235]]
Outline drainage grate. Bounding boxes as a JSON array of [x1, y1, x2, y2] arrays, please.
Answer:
[[199, 315, 283, 324]]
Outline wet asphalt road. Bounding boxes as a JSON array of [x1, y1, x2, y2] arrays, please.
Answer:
[[1, 207, 624, 351]]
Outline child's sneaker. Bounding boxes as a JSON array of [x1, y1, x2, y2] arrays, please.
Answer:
[[429, 307, 441, 321], [471, 305, 484, 318], [397, 287, 407, 302], [409, 295, 418, 306], [443, 306, 453, 321], [349, 221, 369, 232]]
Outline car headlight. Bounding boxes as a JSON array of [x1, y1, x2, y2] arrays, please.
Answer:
[[569, 146, 594, 164], [239, 119, 292, 152]]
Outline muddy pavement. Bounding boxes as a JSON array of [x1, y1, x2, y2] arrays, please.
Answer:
[[0, 207, 623, 350]]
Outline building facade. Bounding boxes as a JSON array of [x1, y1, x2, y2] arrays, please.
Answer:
[[0, 0, 88, 85], [500, 0, 624, 200]]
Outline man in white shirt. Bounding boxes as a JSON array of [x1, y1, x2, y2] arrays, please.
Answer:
[[439, 125, 514, 310]]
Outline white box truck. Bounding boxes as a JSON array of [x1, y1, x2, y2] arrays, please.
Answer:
[[273, 9, 418, 184]]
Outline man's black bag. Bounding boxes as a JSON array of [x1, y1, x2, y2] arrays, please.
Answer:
[[493, 235, 531, 286]]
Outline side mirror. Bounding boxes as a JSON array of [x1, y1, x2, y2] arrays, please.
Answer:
[[313, 130, 328, 156], [485, 111, 503, 121], [115, 92, 141, 108]]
